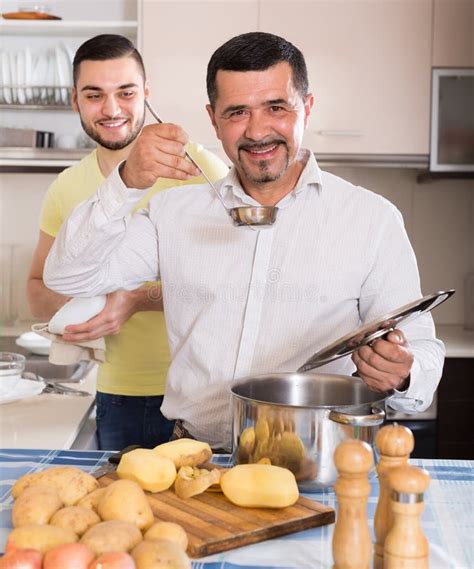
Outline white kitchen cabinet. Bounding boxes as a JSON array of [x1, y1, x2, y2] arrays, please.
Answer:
[[433, 0, 474, 67], [140, 0, 258, 155], [260, 0, 433, 155]]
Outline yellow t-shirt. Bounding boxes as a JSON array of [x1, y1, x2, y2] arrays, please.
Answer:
[[40, 143, 229, 395]]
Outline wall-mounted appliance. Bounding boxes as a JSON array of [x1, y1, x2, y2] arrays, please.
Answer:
[[430, 68, 474, 172]]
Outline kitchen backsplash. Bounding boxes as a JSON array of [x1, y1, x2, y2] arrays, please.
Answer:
[[0, 166, 472, 326]]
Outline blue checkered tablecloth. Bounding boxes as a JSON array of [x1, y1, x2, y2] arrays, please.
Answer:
[[0, 449, 472, 568]]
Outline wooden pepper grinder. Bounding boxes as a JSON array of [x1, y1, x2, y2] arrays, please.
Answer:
[[374, 424, 415, 569], [332, 439, 373, 569], [384, 464, 431, 569]]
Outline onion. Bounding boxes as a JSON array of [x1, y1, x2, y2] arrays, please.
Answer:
[[0, 549, 42, 569], [43, 543, 95, 569], [88, 552, 136, 569]]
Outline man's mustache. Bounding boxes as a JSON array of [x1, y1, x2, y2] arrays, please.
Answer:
[[238, 139, 287, 152]]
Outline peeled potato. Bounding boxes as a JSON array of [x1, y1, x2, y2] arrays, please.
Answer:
[[131, 539, 191, 569], [117, 448, 177, 493], [153, 438, 212, 468], [12, 485, 63, 527], [144, 522, 188, 551], [50, 505, 101, 536], [97, 479, 154, 530], [7, 524, 78, 554], [220, 464, 299, 508]]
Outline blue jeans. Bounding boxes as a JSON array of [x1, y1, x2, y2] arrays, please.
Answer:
[[95, 392, 175, 451]]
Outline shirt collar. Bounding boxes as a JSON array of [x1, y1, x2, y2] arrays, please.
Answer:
[[216, 149, 323, 207]]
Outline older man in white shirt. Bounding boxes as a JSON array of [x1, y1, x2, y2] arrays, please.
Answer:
[[45, 32, 444, 450]]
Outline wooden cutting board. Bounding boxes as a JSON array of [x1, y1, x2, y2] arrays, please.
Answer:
[[99, 474, 335, 558]]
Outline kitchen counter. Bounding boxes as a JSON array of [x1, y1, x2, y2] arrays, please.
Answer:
[[0, 334, 97, 450], [0, 322, 470, 450], [3, 322, 472, 357], [0, 368, 97, 450], [0, 450, 472, 568], [436, 324, 474, 358]]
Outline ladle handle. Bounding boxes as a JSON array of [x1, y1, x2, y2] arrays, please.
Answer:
[[144, 100, 231, 214]]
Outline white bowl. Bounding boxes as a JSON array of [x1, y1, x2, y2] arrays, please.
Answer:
[[48, 296, 107, 335], [16, 332, 51, 356]]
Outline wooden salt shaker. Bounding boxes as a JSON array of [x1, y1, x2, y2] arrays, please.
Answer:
[[384, 464, 430, 569], [332, 439, 373, 569], [373, 424, 414, 569]]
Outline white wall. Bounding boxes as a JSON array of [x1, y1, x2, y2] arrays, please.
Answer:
[[0, 166, 473, 326]]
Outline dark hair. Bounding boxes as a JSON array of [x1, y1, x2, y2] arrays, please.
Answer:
[[73, 34, 146, 85], [206, 32, 308, 109]]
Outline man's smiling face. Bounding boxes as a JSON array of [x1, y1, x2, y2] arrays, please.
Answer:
[[72, 56, 148, 150], [207, 62, 313, 193]]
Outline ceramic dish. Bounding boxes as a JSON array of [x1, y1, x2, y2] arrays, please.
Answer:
[[24, 47, 33, 102], [3, 51, 13, 104], [16, 49, 26, 104], [9, 51, 17, 103], [16, 332, 51, 356], [49, 296, 107, 335], [0, 378, 45, 405], [54, 46, 68, 103]]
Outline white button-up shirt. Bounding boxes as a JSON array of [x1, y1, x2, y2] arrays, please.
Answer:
[[45, 152, 445, 449]]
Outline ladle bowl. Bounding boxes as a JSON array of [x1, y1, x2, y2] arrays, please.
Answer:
[[230, 206, 278, 226]]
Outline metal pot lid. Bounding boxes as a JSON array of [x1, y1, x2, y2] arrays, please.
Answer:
[[298, 289, 455, 373]]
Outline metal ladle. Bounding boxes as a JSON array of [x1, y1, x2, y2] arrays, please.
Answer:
[[145, 100, 278, 227]]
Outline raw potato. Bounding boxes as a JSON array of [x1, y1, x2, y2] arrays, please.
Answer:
[[80, 520, 143, 556], [50, 505, 101, 536], [117, 448, 177, 493], [174, 466, 221, 499], [7, 523, 78, 554], [144, 522, 188, 551], [12, 466, 99, 505], [153, 438, 212, 468], [11, 472, 37, 499], [97, 479, 154, 530], [220, 464, 299, 508], [76, 487, 106, 512], [12, 485, 63, 527], [132, 539, 191, 569]]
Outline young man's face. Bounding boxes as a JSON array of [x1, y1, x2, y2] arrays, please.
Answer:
[[72, 56, 149, 150], [207, 62, 313, 190]]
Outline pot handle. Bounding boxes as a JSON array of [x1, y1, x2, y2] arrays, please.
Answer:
[[329, 406, 385, 427]]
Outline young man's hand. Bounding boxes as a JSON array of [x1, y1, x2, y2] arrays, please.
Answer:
[[61, 288, 161, 341]]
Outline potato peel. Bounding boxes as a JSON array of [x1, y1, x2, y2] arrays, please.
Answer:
[[174, 466, 221, 499]]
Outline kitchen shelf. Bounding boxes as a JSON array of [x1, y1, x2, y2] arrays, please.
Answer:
[[0, 19, 137, 36], [315, 153, 429, 169], [0, 147, 90, 172], [0, 103, 73, 110]]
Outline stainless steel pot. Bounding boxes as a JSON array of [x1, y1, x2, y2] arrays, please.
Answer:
[[231, 373, 392, 491]]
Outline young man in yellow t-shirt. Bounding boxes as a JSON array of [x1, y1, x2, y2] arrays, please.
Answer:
[[27, 34, 228, 450]]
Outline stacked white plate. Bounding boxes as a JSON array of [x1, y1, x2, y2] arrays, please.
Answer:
[[16, 331, 51, 356], [0, 43, 73, 105]]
